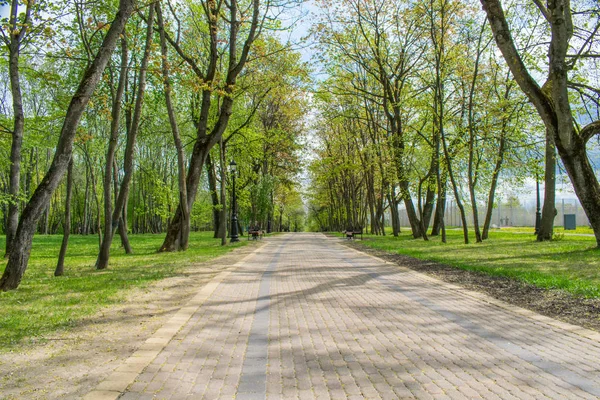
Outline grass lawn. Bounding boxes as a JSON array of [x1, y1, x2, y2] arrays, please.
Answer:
[[491, 226, 595, 235], [357, 228, 600, 298], [0, 232, 245, 349]]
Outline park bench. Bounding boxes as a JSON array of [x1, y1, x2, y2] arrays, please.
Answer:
[[248, 229, 264, 240], [343, 227, 363, 240]]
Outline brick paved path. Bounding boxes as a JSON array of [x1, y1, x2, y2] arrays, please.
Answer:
[[91, 233, 600, 399]]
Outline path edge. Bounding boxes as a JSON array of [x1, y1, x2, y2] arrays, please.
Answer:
[[336, 238, 600, 344], [83, 244, 265, 400]]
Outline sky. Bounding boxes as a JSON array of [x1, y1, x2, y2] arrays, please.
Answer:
[[0, 3, 9, 19]]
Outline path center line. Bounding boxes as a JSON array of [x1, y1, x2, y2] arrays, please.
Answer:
[[236, 241, 284, 399]]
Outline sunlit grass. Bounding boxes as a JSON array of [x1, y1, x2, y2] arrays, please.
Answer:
[[495, 226, 595, 235], [358, 229, 600, 298], [0, 232, 245, 349]]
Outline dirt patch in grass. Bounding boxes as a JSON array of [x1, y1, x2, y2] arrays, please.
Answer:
[[347, 241, 600, 333], [0, 243, 261, 400]]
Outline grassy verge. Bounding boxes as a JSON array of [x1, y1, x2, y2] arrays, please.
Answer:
[[355, 229, 600, 298], [489, 226, 595, 235], [0, 232, 246, 349]]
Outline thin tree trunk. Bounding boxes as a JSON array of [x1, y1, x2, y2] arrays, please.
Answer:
[[97, 37, 128, 265], [466, 19, 488, 243], [219, 138, 227, 245], [96, 4, 154, 269], [4, 0, 32, 257], [441, 124, 469, 243], [157, 1, 189, 250], [82, 164, 90, 235], [538, 129, 556, 241], [55, 160, 73, 276], [0, 0, 134, 291], [207, 154, 221, 238], [160, 0, 262, 252], [482, 131, 506, 240]]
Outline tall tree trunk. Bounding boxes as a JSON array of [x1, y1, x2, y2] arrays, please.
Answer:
[[441, 125, 469, 244], [538, 129, 556, 241], [436, 159, 447, 243], [482, 130, 506, 240], [82, 165, 90, 235], [4, 0, 32, 257], [96, 4, 154, 269], [481, 0, 600, 247], [97, 37, 128, 267], [207, 154, 221, 238], [113, 159, 132, 252], [388, 191, 399, 237], [466, 19, 488, 243], [160, 0, 262, 252], [219, 139, 227, 245], [421, 153, 438, 231], [55, 160, 73, 277], [157, 2, 189, 249], [0, 0, 134, 291], [85, 153, 103, 249]]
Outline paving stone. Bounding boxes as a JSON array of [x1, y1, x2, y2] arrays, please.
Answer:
[[84, 233, 600, 400]]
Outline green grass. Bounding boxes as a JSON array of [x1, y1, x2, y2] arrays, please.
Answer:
[[357, 229, 600, 298], [0, 232, 245, 349], [493, 226, 595, 235]]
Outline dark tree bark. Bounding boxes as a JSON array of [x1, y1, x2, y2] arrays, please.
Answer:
[[481, 0, 600, 247], [160, 0, 262, 252], [3, 0, 32, 257], [482, 73, 513, 240], [156, 2, 189, 250], [97, 36, 128, 265], [538, 129, 557, 241], [482, 130, 506, 240], [466, 20, 489, 243], [431, 172, 447, 236], [97, 4, 154, 269], [55, 160, 73, 277], [113, 158, 132, 253], [388, 187, 401, 237], [207, 154, 222, 238], [218, 139, 227, 245], [82, 147, 102, 249], [0, 0, 135, 291]]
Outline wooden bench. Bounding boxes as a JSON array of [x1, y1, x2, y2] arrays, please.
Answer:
[[248, 229, 264, 240], [343, 227, 363, 240]]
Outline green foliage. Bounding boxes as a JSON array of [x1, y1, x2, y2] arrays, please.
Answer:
[[249, 175, 276, 223]]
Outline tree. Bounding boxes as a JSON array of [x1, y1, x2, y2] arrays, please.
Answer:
[[1, 0, 34, 256], [96, 3, 155, 269], [315, 0, 428, 238], [0, 0, 135, 291], [158, 0, 266, 252], [481, 0, 600, 247]]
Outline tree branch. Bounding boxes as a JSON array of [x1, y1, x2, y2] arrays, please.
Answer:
[[581, 120, 600, 144]]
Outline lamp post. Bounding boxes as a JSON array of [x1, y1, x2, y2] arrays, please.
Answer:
[[229, 160, 239, 243], [535, 174, 541, 235]]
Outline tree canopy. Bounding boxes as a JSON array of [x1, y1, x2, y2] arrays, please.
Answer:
[[0, 0, 598, 291]]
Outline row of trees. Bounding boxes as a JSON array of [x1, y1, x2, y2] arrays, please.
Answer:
[[0, 0, 308, 290], [307, 0, 599, 246]]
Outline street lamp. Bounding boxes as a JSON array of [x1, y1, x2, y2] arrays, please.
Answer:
[[229, 160, 239, 243], [535, 174, 541, 235]]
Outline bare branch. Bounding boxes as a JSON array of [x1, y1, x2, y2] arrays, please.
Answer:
[[532, 0, 551, 22]]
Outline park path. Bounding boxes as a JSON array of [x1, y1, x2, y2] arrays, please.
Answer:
[[87, 233, 600, 400]]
